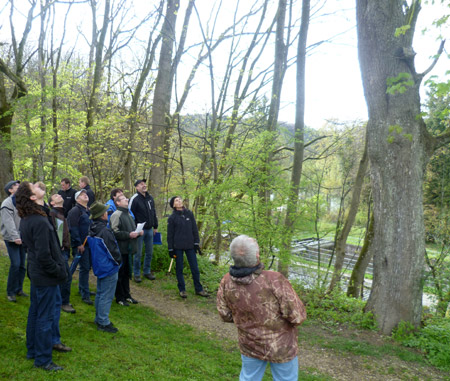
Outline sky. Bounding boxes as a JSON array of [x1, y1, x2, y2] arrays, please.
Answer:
[[1, 0, 449, 130]]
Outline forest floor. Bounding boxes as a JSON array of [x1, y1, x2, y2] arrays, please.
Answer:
[[124, 273, 448, 381]]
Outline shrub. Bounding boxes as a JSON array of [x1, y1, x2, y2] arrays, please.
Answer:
[[294, 285, 376, 330], [393, 318, 450, 371]]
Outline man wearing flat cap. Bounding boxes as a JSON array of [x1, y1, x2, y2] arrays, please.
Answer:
[[1, 180, 27, 302], [67, 189, 93, 305], [128, 179, 158, 282]]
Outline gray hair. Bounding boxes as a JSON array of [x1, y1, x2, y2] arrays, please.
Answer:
[[229, 235, 259, 268]]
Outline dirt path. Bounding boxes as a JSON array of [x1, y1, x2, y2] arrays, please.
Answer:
[[127, 280, 447, 381]]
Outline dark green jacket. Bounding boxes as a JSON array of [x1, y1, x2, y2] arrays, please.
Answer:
[[110, 206, 138, 255]]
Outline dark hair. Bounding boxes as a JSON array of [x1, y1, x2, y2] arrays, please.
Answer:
[[61, 178, 71, 185], [15, 181, 46, 218], [110, 188, 123, 200]]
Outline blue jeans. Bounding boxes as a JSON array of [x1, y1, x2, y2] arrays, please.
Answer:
[[52, 287, 62, 346], [175, 249, 203, 293], [5, 240, 26, 296], [26, 284, 58, 367], [134, 228, 153, 276], [95, 272, 118, 326], [76, 246, 92, 299], [59, 250, 72, 305], [240, 355, 299, 381]]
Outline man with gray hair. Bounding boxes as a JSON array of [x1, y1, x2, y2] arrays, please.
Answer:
[[217, 235, 306, 381]]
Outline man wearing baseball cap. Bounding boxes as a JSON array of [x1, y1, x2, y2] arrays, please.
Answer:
[[67, 189, 93, 304], [1, 180, 27, 302], [128, 179, 158, 282]]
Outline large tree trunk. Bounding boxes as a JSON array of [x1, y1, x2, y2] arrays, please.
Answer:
[[356, 0, 436, 334]]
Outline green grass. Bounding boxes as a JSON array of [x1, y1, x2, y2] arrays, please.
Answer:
[[0, 254, 332, 380]]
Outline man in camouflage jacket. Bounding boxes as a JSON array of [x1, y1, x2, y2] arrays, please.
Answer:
[[217, 235, 306, 381]]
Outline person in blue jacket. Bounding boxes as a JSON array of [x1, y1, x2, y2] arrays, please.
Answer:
[[167, 196, 208, 298]]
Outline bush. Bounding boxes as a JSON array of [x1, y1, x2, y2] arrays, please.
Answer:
[[393, 318, 450, 371], [293, 285, 376, 330]]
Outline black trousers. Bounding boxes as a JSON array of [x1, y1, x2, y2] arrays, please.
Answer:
[[115, 254, 131, 301]]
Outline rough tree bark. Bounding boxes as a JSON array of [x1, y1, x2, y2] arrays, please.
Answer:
[[356, 0, 445, 334]]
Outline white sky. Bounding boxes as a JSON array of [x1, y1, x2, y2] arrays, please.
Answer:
[[1, 0, 449, 129]]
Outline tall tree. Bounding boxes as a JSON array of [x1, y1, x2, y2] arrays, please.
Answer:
[[150, 0, 180, 213], [356, 0, 447, 334], [279, 0, 310, 275], [0, 0, 36, 198]]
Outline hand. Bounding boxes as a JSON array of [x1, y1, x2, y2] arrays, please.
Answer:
[[194, 244, 202, 256], [154, 229, 158, 235], [140, 231, 144, 236], [169, 250, 175, 258], [78, 245, 85, 253], [14, 238, 22, 245], [130, 232, 138, 239]]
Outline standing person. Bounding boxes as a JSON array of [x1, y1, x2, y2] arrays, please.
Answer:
[[129, 179, 158, 282], [49, 193, 76, 314], [105, 188, 123, 222], [167, 196, 208, 298], [67, 189, 93, 305], [57, 178, 76, 217], [16, 182, 68, 371], [88, 202, 121, 333], [110, 194, 142, 306], [1, 180, 27, 302], [216, 235, 307, 381], [105, 187, 134, 223], [78, 176, 95, 207]]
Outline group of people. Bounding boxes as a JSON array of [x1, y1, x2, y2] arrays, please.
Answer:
[[2, 176, 307, 380]]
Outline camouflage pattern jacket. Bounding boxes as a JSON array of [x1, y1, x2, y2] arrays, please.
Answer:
[[216, 264, 306, 363]]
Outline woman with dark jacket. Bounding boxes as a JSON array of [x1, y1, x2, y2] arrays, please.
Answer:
[[16, 182, 68, 372], [167, 196, 208, 298]]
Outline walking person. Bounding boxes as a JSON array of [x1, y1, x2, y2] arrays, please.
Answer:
[[129, 179, 158, 282], [1, 180, 27, 302], [16, 182, 69, 371], [167, 196, 208, 298], [88, 202, 122, 333], [49, 193, 76, 314], [67, 189, 93, 305], [216, 235, 307, 381], [110, 194, 142, 306]]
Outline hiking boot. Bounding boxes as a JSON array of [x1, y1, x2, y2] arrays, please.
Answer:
[[134, 275, 142, 283], [7, 295, 16, 302], [61, 304, 76, 313], [16, 290, 28, 297], [82, 297, 93, 305], [179, 291, 187, 298], [196, 290, 209, 297], [143, 273, 156, 280], [34, 361, 64, 371], [117, 300, 129, 307], [126, 297, 139, 304], [97, 322, 118, 333], [53, 343, 72, 352]]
